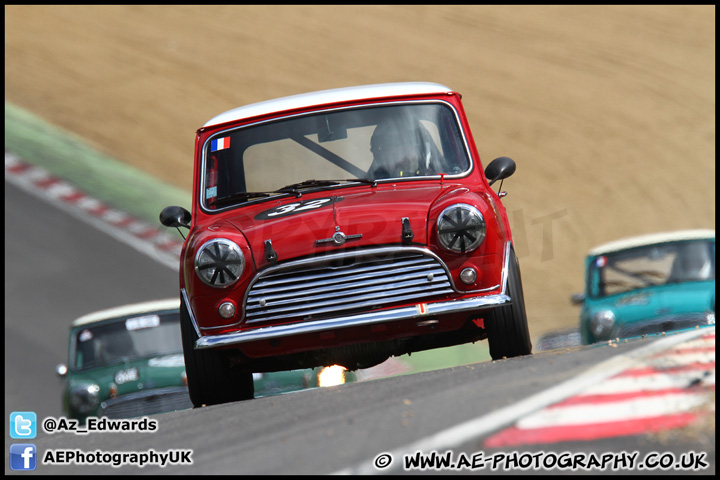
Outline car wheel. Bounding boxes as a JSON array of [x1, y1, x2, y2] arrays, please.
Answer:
[[485, 247, 532, 360], [180, 298, 254, 407]]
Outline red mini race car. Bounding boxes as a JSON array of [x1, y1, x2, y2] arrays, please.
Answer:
[[161, 82, 531, 407]]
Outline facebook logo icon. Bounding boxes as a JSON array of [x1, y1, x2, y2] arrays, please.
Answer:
[[10, 411, 37, 439], [10, 444, 37, 471]]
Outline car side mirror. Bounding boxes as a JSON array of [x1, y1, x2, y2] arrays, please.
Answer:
[[484, 156, 516, 187], [55, 364, 67, 378], [160, 206, 191, 229], [570, 293, 585, 305]]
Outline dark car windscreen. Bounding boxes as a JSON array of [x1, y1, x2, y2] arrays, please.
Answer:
[[72, 312, 182, 371], [589, 239, 715, 298]]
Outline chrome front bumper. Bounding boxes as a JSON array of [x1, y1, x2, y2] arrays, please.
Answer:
[[193, 293, 511, 349], [615, 312, 715, 339]]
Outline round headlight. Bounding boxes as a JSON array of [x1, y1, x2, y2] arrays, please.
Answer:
[[436, 204, 486, 253], [69, 383, 100, 414], [195, 238, 245, 288], [590, 310, 616, 339]]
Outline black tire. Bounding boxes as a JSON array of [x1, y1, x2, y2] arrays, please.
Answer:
[[180, 298, 254, 407], [485, 248, 532, 360]]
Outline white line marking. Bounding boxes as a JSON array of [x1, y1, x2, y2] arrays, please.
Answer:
[[578, 370, 715, 394], [649, 351, 715, 367], [517, 392, 709, 429]]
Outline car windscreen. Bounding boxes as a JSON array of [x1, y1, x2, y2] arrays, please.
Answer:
[[201, 102, 471, 211], [71, 312, 182, 371], [589, 239, 715, 298]]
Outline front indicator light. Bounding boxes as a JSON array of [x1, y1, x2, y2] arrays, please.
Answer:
[[195, 238, 245, 288], [460, 267, 477, 285], [218, 301, 236, 319], [437, 204, 486, 253]]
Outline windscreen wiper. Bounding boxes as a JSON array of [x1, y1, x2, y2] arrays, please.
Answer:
[[214, 178, 377, 206], [277, 178, 377, 192], [212, 191, 275, 207]]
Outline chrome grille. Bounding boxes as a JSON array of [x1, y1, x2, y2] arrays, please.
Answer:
[[99, 387, 192, 419], [245, 248, 454, 323]]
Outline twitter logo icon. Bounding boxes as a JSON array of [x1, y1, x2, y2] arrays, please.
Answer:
[[10, 412, 37, 439]]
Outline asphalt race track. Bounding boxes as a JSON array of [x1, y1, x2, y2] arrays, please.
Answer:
[[4, 180, 179, 419], [4, 173, 714, 475]]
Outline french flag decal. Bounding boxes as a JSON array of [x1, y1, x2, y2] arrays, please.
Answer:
[[211, 136, 231, 152]]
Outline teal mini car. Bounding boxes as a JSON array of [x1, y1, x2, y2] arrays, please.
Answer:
[[572, 229, 715, 344], [57, 299, 355, 421]]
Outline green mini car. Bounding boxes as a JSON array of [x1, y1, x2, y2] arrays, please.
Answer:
[[572, 229, 715, 344], [57, 299, 355, 421], [57, 299, 192, 422]]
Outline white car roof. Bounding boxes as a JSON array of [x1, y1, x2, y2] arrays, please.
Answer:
[[588, 229, 715, 256], [71, 298, 180, 327], [203, 82, 455, 128]]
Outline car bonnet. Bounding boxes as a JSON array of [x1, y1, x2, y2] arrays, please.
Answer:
[[222, 183, 449, 267]]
